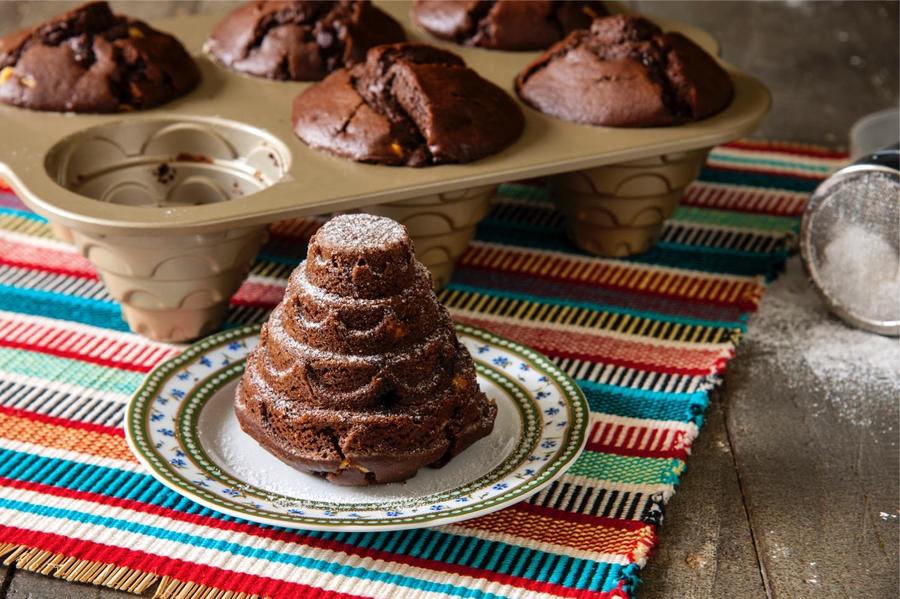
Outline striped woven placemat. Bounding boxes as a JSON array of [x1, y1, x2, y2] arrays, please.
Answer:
[[0, 140, 845, 598]]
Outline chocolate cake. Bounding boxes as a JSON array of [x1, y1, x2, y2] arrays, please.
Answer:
[[515, 15, 734, 127], [413, 0, 608, 51], [292, 43, 524, 166], [235, 214, 497, 485], [0, 1, 199, 113], [205, 0, 406, 81]]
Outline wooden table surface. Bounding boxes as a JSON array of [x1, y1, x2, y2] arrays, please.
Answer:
[[0, 2, 897, 598]]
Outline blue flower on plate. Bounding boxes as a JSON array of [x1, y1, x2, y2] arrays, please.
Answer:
[[150, 412, 164, 422], [454, 497, 469, 503], [156, 396, 168, 406], [477, 345, 490, 354], [492, 483, 509, 491], [544, 407, 560, 416], [156, 428, 175, 437], [228, 341, 242, 351], [222, 488, 240, 497], [221, 357, 230, 366], [429, 505, 444, 511], [538, 375, 548, 382], [492, 356, 510, 367], [347, 513, 363, 519], [176, 372, 191, 381], [170, 389, 185, 400], [518, 363, 530, 371], [288, 509, 305, 516], [385, 510, 402, 517], [527, 455, 542, 462], [540, 439, 558, 449], [535, 391, 551, 400], [524, 468, 536, 476], [556, 421, 567, 428], [174, 448, 185, 457], [323, 510, 336, 516], [199, 356, 212, 368], [192, 479, 210, 488]]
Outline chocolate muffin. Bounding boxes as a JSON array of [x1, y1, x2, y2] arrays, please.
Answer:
[[292, 43, 524, 166], [414, 0, 608, 51], [235, 214, 497, 485], [516, 15, 734, 127], [0, 1, 199, 113], [205, 1, 406, 81]]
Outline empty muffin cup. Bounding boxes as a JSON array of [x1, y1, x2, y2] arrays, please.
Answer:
[[550, 149, 709, 257], [44, 117, 290, 342], [364, 185, 495, 288]]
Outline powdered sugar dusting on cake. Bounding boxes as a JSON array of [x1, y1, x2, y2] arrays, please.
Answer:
[[314, 213, 408, 251]]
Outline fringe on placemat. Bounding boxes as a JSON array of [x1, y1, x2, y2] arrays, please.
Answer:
[[0, 543, 258, 599], [154, 576, 259, 599]]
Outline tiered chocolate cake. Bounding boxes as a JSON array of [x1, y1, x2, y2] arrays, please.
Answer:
[[235, 214, 496, 485]]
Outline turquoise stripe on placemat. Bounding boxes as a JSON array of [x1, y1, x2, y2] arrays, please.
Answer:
[[709, 153, 832, 173], [580, 381, 710, 424], [475, 220, 782, 277], [628, 243, 789, 280], [0, 206, 46, 221], [0, 285, 127, 331], [698, 166, 821, 192]]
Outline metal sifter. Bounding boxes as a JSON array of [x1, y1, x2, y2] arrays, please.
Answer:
[[800, 145, 900, 336]]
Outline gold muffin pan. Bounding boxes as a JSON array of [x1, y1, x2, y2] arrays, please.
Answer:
[[0, 1, 770, 341]]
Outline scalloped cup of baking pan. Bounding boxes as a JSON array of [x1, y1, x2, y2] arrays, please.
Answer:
[[0, 1, 770, 342]]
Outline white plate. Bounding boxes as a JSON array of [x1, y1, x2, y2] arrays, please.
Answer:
[[125, 323, 589, 531]]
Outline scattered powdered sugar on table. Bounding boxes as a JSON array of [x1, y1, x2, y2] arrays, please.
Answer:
[[747, 256, 899, 429], [819, 223, 900, 322]]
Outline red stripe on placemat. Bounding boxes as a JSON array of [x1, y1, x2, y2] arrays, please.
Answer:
[[585, 422, 689, 459], [0, 525, 371, 599], [0, 318, 176, 373], [0, 238, 97, 279], [0, 478, 611, 598], [0, 406, 123, 438], [722, 140, 848, 160], [681, 183, 808, 218], [455, 314, 732, 377], [232, 280, 286, 308]]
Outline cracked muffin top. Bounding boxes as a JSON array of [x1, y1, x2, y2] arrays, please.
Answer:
[[206, 0, 406, 81], [0, 1, 199, 113], [291, 43, 524, 166], [515, 15, 734, 127], [413, 0, 608, 51]]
